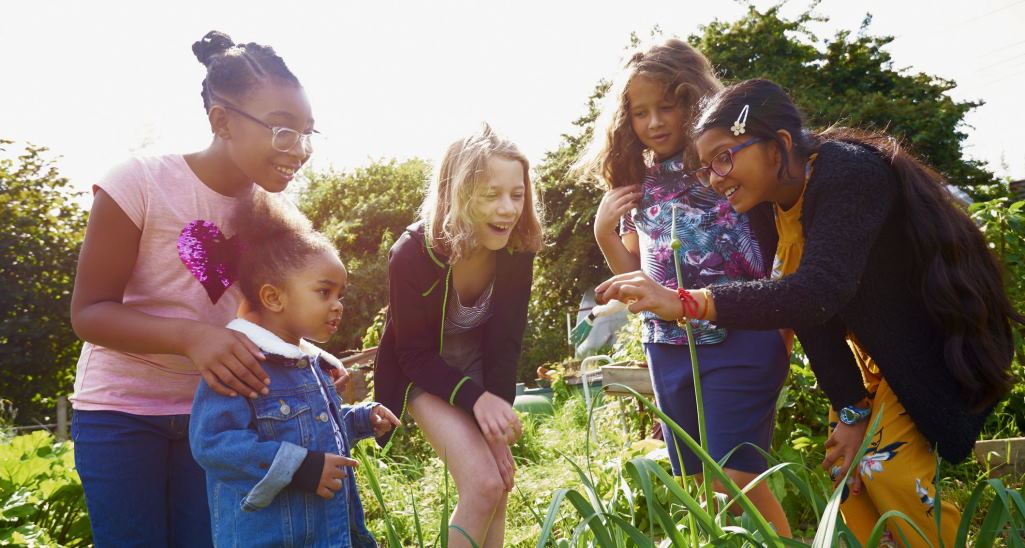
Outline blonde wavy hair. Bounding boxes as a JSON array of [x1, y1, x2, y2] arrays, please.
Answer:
[[421, 123, 543, 263], [574, 39, 722, 189]]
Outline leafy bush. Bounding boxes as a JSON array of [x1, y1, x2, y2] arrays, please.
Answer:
[[0, 430, 91, 547], [297, 158, 430, 353], [0, 142, 85, 425], [971, 197, 1025, 438]]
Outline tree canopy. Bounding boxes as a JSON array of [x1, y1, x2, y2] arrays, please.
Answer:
[[2, 4, 1006, 422], [519, 4, 998, 376]]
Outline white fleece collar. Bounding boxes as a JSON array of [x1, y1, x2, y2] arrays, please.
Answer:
[[226, 318, 343, 369]]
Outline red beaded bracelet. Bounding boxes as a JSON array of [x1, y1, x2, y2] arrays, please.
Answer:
[[677, 288, 699, 320]]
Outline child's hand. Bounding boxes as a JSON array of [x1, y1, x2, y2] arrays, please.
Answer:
[[595, 271, 684, 320], [472, 392, 522, 445], [185, 324, 269, 398], [594, 185, 641, 240], [488, 438, 516, 492], [316, 453, 359, 499], [328, 366, 351, 396], [370, 405, 400, 437]]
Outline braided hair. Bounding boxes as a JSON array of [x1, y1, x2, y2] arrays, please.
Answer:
[[191, 30, 301, 111]]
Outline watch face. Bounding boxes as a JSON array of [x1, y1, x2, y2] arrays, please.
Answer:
[[840, 406, 868, 424]]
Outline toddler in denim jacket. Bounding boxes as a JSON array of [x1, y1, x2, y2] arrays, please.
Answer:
[[190, 192, 398, 547]]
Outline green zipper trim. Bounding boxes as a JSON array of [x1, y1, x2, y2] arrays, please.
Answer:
[[424, 234, 446, 268], [422, 278, 440, 297], [383, 236, 453, 454], [439, 266, 451, 354], [449, 376, 472, 406]]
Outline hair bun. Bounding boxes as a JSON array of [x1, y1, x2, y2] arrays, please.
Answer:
[[192, 31, 235, 66]]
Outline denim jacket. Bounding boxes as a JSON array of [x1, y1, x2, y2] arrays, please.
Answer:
[[190, 319, 378, 548]]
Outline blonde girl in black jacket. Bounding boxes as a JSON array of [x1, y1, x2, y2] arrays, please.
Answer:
[[373, 123, 543, 548]]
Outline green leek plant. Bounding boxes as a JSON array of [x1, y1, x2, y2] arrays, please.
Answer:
[[669, 203, 714, 511], [357, 388, 1024, 547]]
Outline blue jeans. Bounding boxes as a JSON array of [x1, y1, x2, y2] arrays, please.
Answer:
[[72, 410, 213, 548]]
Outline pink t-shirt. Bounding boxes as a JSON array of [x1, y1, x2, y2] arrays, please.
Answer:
[[72, 154, 250, 415]]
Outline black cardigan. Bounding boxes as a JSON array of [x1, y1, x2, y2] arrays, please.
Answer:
[[373, 222, 535, 446], [710, 140, 999, 463]]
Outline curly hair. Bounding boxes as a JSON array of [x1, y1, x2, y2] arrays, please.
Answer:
[[233, 190, 338, 308], [574, 39, 722, 189]]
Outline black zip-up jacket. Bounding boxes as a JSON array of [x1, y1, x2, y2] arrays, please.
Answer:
[[373, 222, 535, 446], [710, 140, 1006, 463]]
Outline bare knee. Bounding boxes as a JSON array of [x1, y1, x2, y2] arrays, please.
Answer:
[[459, 472, 505, 509], [724, 469, 761, 488]]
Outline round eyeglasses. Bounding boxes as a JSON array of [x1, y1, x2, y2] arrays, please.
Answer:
[[212, 96, 319, 154], [691, 137, 762, 187]]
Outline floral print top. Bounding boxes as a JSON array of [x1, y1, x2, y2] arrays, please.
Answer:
[[620, 154, 768, 345]]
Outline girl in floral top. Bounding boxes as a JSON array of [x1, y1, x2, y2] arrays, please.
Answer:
[[575, 39, 790, 536]]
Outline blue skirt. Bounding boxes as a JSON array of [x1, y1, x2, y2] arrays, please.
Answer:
[[644, 329, 789, 476]]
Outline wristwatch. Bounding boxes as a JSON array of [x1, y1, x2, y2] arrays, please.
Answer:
[[838, 404, 872, 425]]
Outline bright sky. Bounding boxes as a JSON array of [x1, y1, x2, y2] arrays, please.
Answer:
[[2, 0, 1023, 204]]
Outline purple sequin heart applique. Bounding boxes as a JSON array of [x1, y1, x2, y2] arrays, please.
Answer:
[[177, 220, 241, 304]]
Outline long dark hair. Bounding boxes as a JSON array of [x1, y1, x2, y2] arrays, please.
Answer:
[[695, 78, 1022, 411]]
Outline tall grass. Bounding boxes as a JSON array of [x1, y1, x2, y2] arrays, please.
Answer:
[[355, 385, 1025, 547], [0, 392, 1018, 546]]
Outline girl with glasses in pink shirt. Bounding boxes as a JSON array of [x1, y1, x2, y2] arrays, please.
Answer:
[[69, 30, 318, 547]]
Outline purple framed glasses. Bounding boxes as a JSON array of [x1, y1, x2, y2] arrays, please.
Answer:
[[691, 137, 762, 187]]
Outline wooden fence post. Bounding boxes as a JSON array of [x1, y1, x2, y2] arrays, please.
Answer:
[[56, 395, 69, 441]]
